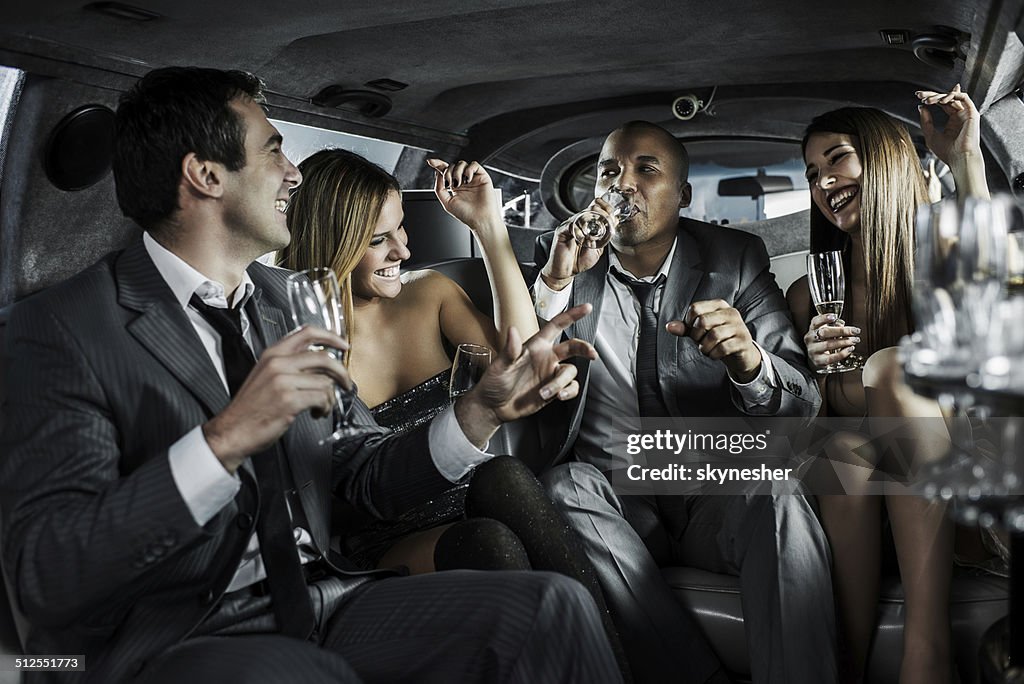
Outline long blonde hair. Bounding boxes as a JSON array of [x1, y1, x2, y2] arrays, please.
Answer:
[[279, 149, 401, 361], [802, 108, 928, 350]]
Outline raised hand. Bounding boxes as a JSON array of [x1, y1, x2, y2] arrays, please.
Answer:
[[916, 84, 982, 168], [427, 158, 503, 231], [454, 304, 597, 445], [800, 314, 861, 372]]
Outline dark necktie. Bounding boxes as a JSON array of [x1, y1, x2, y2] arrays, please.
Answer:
[[189, 294, 316, 639], [610, 271, 670, 417]]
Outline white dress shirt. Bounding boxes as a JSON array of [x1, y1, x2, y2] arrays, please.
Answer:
[[145, 233, 491, 590], [533, 237, 778, 471]]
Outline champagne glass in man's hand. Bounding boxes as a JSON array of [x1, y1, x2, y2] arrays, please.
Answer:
[[806, 251, 864, 374], [541, 192, 636, 291], [567, 187, 638, 249], [287, 267, 357, 442]]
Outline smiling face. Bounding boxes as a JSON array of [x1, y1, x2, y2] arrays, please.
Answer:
[[219, 96, 302, 255], [595, 125, 691, 249], [804, 131, 863, 234], [350, 190, 410, 302]]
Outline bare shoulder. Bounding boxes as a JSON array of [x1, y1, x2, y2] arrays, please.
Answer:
[[401, 269, 466, 302], [786, 275, 811, 328]]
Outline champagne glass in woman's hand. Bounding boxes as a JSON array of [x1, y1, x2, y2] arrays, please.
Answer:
[[806, 251, 864, 374], [287, 268, 357, 442], [449, 343, 492, 403]]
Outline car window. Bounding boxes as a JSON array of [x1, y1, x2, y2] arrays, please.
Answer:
[[682, 140, 810, 225], [273, 119, 408, 173], [562, 138, 810, 226]]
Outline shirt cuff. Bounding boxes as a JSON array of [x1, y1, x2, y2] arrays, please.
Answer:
[[533, 274, 573, 319], [730, 342, 778, 408], [169, 425, 241, 526], [428, 404, 493, 482]]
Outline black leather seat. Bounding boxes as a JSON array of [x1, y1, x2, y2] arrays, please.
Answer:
[[429, 257, 1010, 684]]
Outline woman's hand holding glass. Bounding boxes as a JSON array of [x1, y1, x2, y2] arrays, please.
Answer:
[[805, 250, 864, 374], [804, 314, 862, 373]]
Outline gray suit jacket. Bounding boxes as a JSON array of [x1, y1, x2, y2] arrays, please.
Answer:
[[533, 218, 821, 462], [0, 240, 453, 682]]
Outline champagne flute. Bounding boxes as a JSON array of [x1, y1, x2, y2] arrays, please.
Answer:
[[449, 343, 492, 403], [806, 250, 863, 374], [286, 267, 356, 443], [1007, 230, 1024, 297], [568, 186, 638, 249]]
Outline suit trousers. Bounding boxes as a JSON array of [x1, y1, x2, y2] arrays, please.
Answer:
[[541, 462, 837, 684], [134, 569, 622, 684]]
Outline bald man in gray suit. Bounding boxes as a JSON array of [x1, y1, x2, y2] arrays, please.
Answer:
[[532, 121, 837, 684]]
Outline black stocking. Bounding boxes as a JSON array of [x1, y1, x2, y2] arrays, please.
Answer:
[[461, 455, 634, 683]]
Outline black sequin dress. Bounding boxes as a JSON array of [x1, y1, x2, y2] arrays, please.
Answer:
[[341, 370, 469, 569]]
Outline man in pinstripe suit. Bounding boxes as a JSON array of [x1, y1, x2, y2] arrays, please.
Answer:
[[0, 67, 619, 683]]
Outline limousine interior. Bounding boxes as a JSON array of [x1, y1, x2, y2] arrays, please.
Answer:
[[1, 1, 1022, 682]]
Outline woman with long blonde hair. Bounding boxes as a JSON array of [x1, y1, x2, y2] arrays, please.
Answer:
[[788, 86, 988, 683], [281, 148, 632, 681]]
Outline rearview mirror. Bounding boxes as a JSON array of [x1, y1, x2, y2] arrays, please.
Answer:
[[718, 171, 794, 198]]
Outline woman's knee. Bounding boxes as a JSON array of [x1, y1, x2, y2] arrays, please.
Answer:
[[862, 346, 901, 391], [434, 517, 530, 571], [471, 454, 535, 491]]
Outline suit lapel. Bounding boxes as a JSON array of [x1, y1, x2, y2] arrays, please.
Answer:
[[571, 249, 609, 344], [118, 241, 231, 416], [658, 222, 706, 413], [247, 264, 333, 550]]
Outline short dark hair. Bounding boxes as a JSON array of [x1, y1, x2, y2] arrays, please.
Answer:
[[112, 66, 264, 230], [614, 120, 690, 183]]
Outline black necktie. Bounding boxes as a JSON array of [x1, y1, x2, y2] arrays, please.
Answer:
[[189, 294, 316, 639], [610, 271, 670, 417]]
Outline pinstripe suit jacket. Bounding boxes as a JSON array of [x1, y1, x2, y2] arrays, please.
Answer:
[[533, 219, 821, 463], [0, 240, 453, 682]]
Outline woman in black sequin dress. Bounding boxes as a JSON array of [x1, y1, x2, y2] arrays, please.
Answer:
[[279, 148, 632, 681], [280, 148, 540, 570]]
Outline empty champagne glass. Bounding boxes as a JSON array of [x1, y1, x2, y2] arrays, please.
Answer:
[[806, 250, 863, 374], [287, 267, 356, 443], [449, 343, 492, 403], [568, 187, 639, 248], [911, 196, 1012, 380]]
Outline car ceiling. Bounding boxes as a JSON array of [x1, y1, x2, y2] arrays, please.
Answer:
[[2, 0, 1023, 180]]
